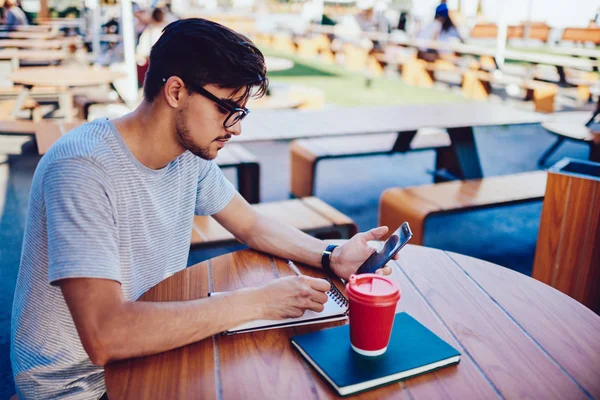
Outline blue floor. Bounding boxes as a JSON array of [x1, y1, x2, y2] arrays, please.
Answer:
[[0, 122, 591, 396]]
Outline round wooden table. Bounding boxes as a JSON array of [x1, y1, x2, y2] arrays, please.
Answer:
[[104, 244, 600, 399], [6, 66, 126, 122]]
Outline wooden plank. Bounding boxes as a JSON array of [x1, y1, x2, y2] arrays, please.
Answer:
[[458, 171, 547, 205], [192, 215, 232, 244], [562, 27, 600, 44], [105, 262, 216, 400], [577, 191, 600, 312], [253, 199, 334, 230], [532, 173, 572, 285], [301, 196, 355, 227], [378, 188, 440, 244], [386, 249, 501, 399], [212, 251, 321, 400], [271, 257, 354, 399], [0, 39, 62, 49], [287, 246, 499, 399], [396, 245, 588, 398], [447, 251, 600, 398], [0, 119, 36, 134], [192, 199, 340, 245], [35, 121, 82, 154], [406, 172, 547, 211], [406, 182, 482, 210], [7, 66, 126, 87], [554, 177, 600, 301]]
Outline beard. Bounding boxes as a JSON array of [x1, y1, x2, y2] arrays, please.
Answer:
[[175, 107, 215, 160]]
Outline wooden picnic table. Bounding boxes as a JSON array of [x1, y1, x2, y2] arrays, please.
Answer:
[[0, 49, 66, 69], [0, 31, 57, 40], [390, 39, 596, 83], [238, 102, 545, 180], [308, 25, 596, 83], [0, 39, 62, 49], [0, 25, 52, 32], [36, 18, 84, 28], [6, 66, 126, 122], [104, 243, 600, 399]]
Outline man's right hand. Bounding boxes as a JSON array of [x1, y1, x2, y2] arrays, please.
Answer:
[[256, 276, 331, 320]]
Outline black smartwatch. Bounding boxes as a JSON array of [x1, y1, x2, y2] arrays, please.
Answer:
[[321, 244, 338, 275]]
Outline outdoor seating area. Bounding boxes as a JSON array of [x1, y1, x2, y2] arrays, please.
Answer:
[[1, 0, 600, 399]]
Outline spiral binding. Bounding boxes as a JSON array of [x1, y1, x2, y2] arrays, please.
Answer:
[[327, 280, 349, 309]]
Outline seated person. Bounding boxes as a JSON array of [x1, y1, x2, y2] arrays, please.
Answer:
[[11, 17, 395, 400], [2, 0, 28, 26], [416, 3, 462, 62]]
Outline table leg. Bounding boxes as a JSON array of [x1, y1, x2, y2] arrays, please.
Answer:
[[237, 163, 260, 204], [556, 66, 567, 86], [110, 82, 127, 105], [436, 126, 483, 181], [58, 91, 74, 122], [391, 130, 417, 152], [590, 142, 600, 163], [10, 85, 31, 120]]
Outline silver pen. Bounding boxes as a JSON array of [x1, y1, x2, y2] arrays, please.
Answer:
[[286, 260, 303, 276]]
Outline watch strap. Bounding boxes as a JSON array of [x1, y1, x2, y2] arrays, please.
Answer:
[[321, 244, 338, 275]]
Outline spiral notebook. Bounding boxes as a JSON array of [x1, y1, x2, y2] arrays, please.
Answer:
[[209, 281, 349, 335]]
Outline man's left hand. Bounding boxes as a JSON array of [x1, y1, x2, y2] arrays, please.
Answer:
[[330, 226, 398, 280]]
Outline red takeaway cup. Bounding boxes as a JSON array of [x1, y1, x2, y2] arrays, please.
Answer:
[[346, 273, 401, 356]]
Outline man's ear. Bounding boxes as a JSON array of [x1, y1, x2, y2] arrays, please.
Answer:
[[163, 76, 186, 108]]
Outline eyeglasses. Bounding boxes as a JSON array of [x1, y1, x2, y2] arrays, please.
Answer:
[[163, 78, 250, 128]]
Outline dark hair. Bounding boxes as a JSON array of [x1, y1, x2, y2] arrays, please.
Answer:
[[440, 15, 457, 33], [151, 7, 164, 23], [143, 18, 268, 103]]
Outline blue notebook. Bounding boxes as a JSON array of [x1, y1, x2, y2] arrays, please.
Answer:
[[291, 312, 461, 396]]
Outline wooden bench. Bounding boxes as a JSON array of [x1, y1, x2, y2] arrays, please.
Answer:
[[470, 23, 524, 40], [378, 171, 547, 245], [289, 129, 451, 198], [190, 196, 358, 248], [401, 58, 461, 88], [526, 23, 552, 43], [215, 143, 261, 204], [461, 70, 558, 113], [0, 98, 41, 121], [561, 27, 600, 45]]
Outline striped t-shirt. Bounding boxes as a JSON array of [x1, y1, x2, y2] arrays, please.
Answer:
[[11, 119, 236, 400]]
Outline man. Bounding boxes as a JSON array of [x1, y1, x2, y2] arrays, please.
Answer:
[[11, 18, 395, 399]]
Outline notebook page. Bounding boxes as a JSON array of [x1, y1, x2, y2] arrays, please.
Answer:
[[211, 289, 348, 333]]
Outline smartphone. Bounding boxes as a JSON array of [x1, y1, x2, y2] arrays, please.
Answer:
[[356, 222, 413, 275]]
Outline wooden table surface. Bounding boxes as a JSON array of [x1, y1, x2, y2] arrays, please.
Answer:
[[0, 49, 67, 61], [0, 25, 52, 32], [0, 31, 56, 40], [6, 66, 126, 87], [105, 244, 600, 399], [0, 39, 62, 49], [237, 102, 546, 142]]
